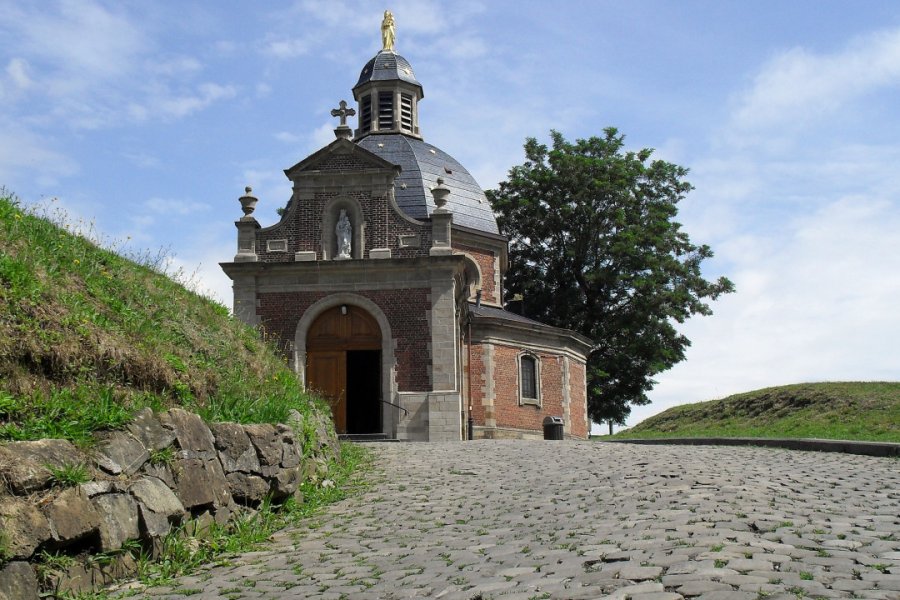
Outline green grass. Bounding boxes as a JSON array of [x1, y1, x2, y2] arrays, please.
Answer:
[[609, 382, 900, 442], [0, 191, 326, 444]]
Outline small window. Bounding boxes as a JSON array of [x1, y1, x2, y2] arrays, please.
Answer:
[[519, 354, 539, 405]]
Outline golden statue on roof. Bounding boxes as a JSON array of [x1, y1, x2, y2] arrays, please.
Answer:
[[381, 10, 395, 52]]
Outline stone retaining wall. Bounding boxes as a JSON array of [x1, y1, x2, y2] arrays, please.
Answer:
[[0, 406, 339, 599]]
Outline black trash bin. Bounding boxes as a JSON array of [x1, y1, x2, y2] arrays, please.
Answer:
[[542, 416, 564, 440]]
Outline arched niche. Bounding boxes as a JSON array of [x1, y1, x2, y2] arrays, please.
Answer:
[[321, 197, 365, 260]]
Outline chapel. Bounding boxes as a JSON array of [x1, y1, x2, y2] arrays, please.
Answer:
[[221, 12, 592, 441]]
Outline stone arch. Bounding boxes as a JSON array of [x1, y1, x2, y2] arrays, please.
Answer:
[[456, 252, 483, 302], [294, 294, 397, 436], [321, 197, 365, 260]]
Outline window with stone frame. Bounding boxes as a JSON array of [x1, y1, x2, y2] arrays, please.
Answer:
[[519, 353, 540, 406]]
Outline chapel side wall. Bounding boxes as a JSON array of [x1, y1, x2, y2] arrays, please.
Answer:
[[567, 359, 589, 439], [256, 289, 431, 392], [490, 344, 566, 437]]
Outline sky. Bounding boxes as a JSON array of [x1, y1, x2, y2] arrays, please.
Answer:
[[2, 1, 900, 431]]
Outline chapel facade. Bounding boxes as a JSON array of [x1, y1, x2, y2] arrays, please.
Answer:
[[221, 15, 592, 441]]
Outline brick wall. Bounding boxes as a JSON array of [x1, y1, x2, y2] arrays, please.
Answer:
[[567, 359, 588, 438], [466, 341, 589, 439], [257, 288, 431, 392], [451, 242, 497, 303], [490, 345, 564, 432], [255, 188, 433, 263]]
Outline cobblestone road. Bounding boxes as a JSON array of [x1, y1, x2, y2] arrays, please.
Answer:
[[121, 441, 900, 600]]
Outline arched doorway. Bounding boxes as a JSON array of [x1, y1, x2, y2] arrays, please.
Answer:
[[305, 305, 382, 435]]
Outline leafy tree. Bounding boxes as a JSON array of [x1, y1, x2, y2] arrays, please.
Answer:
[[487, 129, 734, 428]]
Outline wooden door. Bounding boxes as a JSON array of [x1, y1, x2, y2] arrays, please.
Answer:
[[307, 350, 347, 433], [306, 306, 381, 435]]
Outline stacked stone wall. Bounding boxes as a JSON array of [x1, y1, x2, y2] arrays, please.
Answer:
[[0, 407, 339, 599]]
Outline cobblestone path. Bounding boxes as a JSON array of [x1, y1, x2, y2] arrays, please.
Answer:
[[122, 441, 899, 600]]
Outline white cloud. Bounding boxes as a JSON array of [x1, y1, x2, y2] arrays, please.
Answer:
[[6, 58, 32, 89], [731, 27, 900, 132], [629, 187, 900, 429], [0, 0, 147, 95], [157, 82, 237, 119], [144, 197, 211, 216], [0, 122, 78, 188], [264, 37, 314, 59], [275, 131, 301, 143], [148, 56, 203, 76]]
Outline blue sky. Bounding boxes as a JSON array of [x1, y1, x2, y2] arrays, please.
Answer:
[[3, 1, 899, 430]]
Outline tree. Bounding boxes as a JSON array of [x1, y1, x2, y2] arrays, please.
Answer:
[[487, 129, 734, 427]]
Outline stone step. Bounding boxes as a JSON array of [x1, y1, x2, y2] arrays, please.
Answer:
[[338, 433, 400, 442]]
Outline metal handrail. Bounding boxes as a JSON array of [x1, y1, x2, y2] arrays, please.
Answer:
[[381, 398, 408, 416]]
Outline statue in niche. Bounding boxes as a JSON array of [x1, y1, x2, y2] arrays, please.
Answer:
[[381, 10, 395, 52], [335, 209, 352, 259]]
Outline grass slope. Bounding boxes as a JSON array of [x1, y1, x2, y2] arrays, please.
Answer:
[[0, 192, 324, 444], [617, 382, 900, 442]]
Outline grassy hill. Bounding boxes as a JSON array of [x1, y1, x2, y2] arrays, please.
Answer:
[[0, 191, 324, 444], [615, 382, 900, 442]]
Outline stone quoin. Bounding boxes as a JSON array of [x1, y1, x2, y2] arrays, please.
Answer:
[[221, 13, 591, 441]]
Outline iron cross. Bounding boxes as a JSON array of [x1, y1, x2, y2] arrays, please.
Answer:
[[331, 100, 356, 126]]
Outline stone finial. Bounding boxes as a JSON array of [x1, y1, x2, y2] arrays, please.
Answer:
[[431, 177, 450, 210], [239, 186, 258, 216], [331, 100, 356, 139]]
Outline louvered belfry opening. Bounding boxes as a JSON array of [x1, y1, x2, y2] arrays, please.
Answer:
[[352, 50, 423, 140], [360, 95, 372, 134], [378, 91, 394, 130], [400, 93, 413, 132]]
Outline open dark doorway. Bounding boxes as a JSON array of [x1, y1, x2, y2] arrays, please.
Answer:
[[346, 350, 381, 434]]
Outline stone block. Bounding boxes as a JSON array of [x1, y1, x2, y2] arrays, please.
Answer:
[[281, 436, 301, 469], [295, 251, 317, 261], [269, 467, 301, 500], [369, 247, 391, 259], [0, 439, 85, 494], [226, 472, 270, 504], [92, 493, 140, 551], [0, 496, 52, 559], [140, 462, 175, 487], [210, 422, 260, 473], [0, 561, 39, 600], [244, 423, 282, 466], [43, 487, 101, 546], [159, 408, 215, 453], [94, 430, 149, 476], [128, 476, 185, 537], [126, 407, 175, 451], [172, 457, 231, 509], [80, 480, 115, 497]]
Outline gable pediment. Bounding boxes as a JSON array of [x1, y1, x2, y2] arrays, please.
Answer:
[[284, 138, 401, 179]]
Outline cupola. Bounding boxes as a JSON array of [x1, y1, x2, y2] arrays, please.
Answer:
[[352, 10, 423, 139]]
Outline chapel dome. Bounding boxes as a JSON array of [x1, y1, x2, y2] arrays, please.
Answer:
[[354, 51, 423, 92], [356, 134, 499, 235]]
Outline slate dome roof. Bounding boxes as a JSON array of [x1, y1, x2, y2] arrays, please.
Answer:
[[354, 51, 422, 92], [356, 134, 499, 235]]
